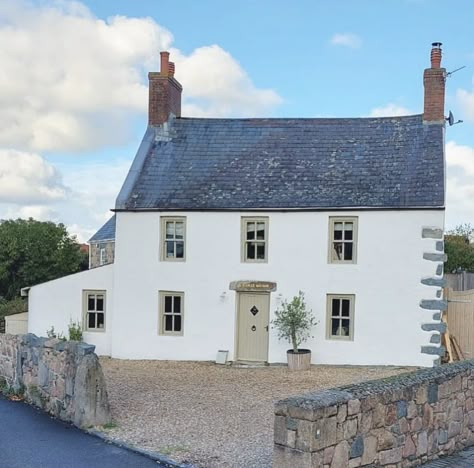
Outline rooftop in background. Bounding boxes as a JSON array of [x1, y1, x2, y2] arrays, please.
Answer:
[[89, 215, 116, 242]]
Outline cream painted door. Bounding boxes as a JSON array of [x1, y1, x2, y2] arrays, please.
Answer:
[[237, 293, 270, 362]]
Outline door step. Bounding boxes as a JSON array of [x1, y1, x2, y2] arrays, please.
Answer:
[[232, 360, 268, 368]]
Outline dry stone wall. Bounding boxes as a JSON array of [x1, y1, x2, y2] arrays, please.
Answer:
[[0, 333, 111, 427], [274, 360, 474, 467]]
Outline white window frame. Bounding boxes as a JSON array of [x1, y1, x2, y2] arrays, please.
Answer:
[[160, 217, 186, 262], [159, 291, 184, 336], [328, 217, 358, 264], [99, 246, 106, 266], [241, 217, 269, 263], [326, 294, 355, 341], [83, 290, 106, 333]]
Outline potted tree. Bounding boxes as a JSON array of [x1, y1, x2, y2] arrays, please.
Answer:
[[272, 291, 318, 371]]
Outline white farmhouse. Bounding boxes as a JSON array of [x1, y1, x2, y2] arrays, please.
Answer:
[[26, 43, 447, 367]]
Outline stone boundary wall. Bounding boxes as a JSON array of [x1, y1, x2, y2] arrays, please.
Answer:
[[0, 333, 111, 427], [274, 361, 474, 467]]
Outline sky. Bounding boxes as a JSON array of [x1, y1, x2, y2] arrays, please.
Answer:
[[1, 0, 474, 241]]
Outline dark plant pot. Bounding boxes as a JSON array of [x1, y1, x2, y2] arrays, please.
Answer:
[[287, 349, 311, 371]]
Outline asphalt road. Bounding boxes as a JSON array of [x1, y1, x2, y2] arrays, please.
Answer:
[[0, 396, 164, 468]]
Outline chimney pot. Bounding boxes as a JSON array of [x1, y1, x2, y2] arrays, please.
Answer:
[[430, 42, 442, 68], [160, 51, 170, 76], [169, 62, 175, 77]]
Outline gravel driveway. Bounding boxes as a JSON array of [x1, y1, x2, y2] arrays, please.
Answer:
[[100, 360, 412, 468]]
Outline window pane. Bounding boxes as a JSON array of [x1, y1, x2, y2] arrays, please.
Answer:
[[174, 296, 181, 313], [247, 242, 255, 259], [88, 295, 95, 311], [166, 241, 175, 258], [334, 223, 343, 240], [344, 243, 353, 261], [341, 300, 350, 317], [96, 296, 104, 311], [164, 296, 172, 313], [341, 319, 350, 336], [256, 243, 265, 259], [165, 315, 173, 331], [332, 243, 343, 261], [175, 222, 184, 239], [174, 315, 182, 332], [256, 222, 265, 240], [331, 318, 339, 336], [176, 242, 184, 258], [332, 298, 340, 315], [246, 222, 255, 240], [344, 229, 353, 241], [88, 313, 95, 329], [165, 221, 175, 239], [97, 313, 104, 329]]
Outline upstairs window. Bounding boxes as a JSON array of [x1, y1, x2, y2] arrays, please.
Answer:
[[161, 217, 186, 261], [329, 217, 358, 264], [83, 290, 106, 332], [327, 294, 355, 340], [159, 291, 184, 336], [242, 217, 268, 263]]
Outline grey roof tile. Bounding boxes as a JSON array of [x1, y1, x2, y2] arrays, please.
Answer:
[[121, 115, 445, 210]]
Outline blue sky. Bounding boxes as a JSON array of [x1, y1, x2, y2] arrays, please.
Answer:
[[1, 0, 474, 240]]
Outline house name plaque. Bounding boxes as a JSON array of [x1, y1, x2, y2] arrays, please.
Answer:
[[229, 280, 277, 292]]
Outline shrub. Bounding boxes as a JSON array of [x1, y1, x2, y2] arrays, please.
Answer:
[[272, 291, 318, 353], [0, 297, 26, 318], [68, 320, 83, 341]]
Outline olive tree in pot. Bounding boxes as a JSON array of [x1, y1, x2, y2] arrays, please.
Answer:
[[272, 291, 318, 371]]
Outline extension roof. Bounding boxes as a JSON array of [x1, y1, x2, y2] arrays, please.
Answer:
[[89, 215, 116, 243], [116, 115, 445, 211]]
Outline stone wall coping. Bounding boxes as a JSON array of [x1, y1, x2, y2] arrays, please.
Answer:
[[18, 333, 96, 355], [276, 360, 474, 413]]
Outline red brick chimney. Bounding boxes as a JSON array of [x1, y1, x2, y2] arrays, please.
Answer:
[[148, 51, 182, 126], [423, 42, 446, 123]]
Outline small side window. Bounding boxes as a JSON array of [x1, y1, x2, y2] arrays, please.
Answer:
[[83, 290, 106, 332]]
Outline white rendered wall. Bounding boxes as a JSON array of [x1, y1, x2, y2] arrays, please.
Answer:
[[28, 265, 114, 356], [111, 210, 444, 366]]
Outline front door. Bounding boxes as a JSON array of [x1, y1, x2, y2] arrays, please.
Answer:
[[236, 292, 270, 362]]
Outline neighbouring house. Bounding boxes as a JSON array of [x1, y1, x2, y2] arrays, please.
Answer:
[[88, 215, 116, 268], [26, 43, 447, 367]]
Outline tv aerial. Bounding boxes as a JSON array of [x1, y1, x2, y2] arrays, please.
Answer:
[[446, 110, 463, 126]]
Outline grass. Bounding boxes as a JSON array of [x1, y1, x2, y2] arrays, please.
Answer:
[[101, 421, 118, 430]]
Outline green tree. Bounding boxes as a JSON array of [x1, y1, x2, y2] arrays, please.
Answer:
[[444, 223, 474, 273], [0, 218, 87, 300]]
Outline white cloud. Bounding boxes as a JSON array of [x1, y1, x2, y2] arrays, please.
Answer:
[[369, 104, 413, 117], [0, 149, 67, 204], [0, 0, 282, 153], [175, 45, 282, 117], [446, 141, 474, 228], [330, 33, 362, 49], [456, 88, 474, 124]]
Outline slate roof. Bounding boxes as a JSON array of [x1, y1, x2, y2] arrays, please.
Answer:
[[89, 215, 116, 242], [118, 115, 445, 210]]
